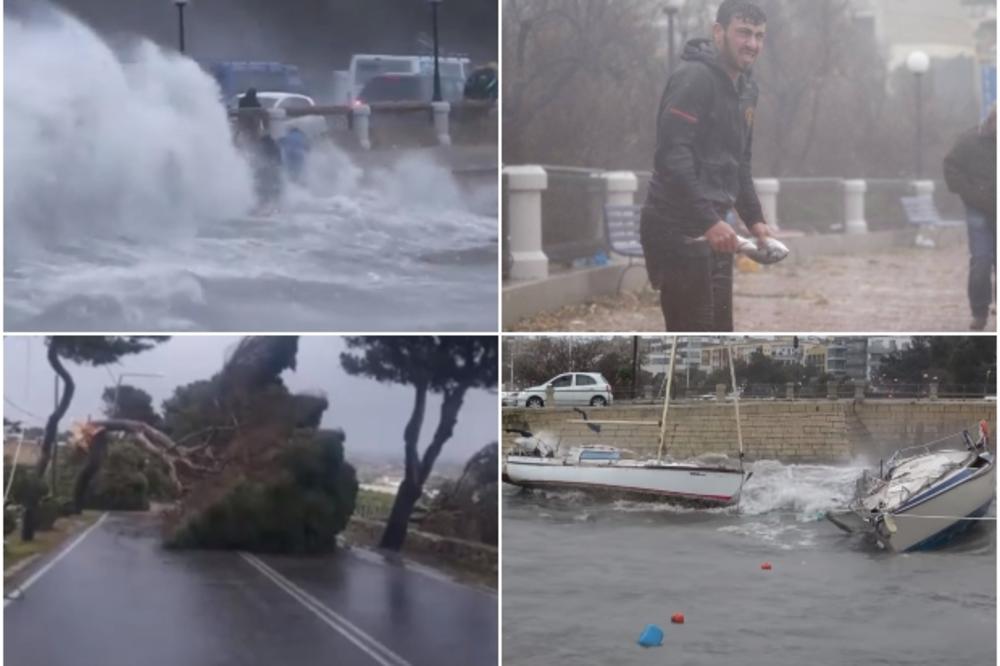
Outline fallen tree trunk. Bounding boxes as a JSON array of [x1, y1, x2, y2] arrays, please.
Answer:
[[73, 419, 227, 505]]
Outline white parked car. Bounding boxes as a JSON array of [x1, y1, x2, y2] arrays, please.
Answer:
[[230, 91, 329, 140], [512, 372, 613, 408]]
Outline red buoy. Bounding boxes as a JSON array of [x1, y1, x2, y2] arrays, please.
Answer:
[[761, 562, 772, 571], [671, 613, 685, 624]]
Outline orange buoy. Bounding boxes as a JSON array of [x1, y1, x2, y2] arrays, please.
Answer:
[[671, 613, 685, 624], [761, 562, 772, 570]]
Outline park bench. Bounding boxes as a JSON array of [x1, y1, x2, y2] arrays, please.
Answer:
[[603, 204, 647, 293], [899, 194, 963, 248]]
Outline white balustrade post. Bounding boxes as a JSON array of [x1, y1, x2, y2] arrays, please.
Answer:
[[505, 165, 549, 280], [602, 171, 638, 207], [842, 179, 868, 234], [911, 179, 935, 197], [432, 101, 452, 146], [754, 178, 781, 231], [352, 104, 371, 151]]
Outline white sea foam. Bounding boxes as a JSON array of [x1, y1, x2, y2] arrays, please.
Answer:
[[4, 5, 496, 331]]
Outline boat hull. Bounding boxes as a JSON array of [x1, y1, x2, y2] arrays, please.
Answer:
[[879, 460, 995, 553], [503, 456, 746, 506]]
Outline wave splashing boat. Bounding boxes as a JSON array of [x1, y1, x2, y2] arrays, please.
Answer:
[[827, 422, 995, 552]]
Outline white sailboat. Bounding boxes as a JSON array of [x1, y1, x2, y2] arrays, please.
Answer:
[[826, 422, 995, 552], [503, 338, 750, 507]]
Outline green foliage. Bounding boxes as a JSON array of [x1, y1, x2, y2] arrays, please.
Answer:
[[8, 468, 48, 505], [162, 377, 327, 442], [36, 497, 60, 531], [4, 506, 18, 536], [101, 384, 161, 426], [879, 337, 996, 386], [168, 429, 358, 554], [90, 470, 149, 511], [503, 337, 638, 394], [341, 336, 498, 392], [82, 440, 178, 510], [47, 336, 169, 366], [161, 379, 220, 438], [221, 337, 300, 390]]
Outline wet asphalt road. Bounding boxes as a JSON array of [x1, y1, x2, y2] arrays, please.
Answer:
[[4, 513, 496, 666]]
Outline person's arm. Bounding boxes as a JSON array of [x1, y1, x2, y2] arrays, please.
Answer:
[[653, 66, 720, 234], [942, 136, 974, 197], [944, 134, 995, 215]]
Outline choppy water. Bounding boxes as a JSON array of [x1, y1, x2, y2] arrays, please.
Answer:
[[5, 161, 497, 331], [502, 460, 996, 666], [4, 4, 496, 331]]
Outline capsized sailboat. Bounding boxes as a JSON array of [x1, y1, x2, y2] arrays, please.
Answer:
[[502, 339, 751, 507], [826, 421, 995, 552]]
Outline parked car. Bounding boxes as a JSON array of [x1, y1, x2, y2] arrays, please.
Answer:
[[229, 91, 328, 142], [512, 373, 613, 408], [501, 391, 518, 407]]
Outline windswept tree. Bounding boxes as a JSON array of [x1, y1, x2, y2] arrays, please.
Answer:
[[341, 336, 498, 551], [101, 384, 161, 427], [21, 336, 167, 540]]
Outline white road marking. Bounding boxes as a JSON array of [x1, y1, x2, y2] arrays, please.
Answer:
[[4, 512, 109, 608], [240, 552, 411, 666]]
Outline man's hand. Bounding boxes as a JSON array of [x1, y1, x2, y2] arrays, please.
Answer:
[[705, 220, 739, 253], [749, 221, 772, 246]]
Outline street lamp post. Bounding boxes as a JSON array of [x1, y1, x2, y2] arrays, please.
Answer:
[[906, 51, 930, 178], [664, 0, 684, 74], [429, 0, 443, 102], [175, 0, 189, 54]]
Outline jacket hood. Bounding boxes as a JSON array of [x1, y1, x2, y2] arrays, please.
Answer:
[[681, 38, 755, 82], [681, 38, 721, 66]]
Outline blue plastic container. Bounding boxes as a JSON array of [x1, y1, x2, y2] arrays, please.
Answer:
[[637, 624, 664, 648]]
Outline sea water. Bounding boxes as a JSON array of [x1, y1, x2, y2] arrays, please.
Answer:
[[502, 460, 996, 666]]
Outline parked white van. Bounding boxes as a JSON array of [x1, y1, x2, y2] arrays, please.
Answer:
[[331, 54, 471, 105]]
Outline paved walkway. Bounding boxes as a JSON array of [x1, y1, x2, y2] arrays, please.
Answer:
[[511, 243, 995, 332]]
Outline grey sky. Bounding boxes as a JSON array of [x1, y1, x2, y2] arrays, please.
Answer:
[[3, 336, 498, 464]]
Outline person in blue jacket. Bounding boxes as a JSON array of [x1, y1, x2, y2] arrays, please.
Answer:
[[278, 127, 310, 184]]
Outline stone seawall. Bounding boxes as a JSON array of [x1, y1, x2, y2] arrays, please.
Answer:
[[502, 400, 996, 463]]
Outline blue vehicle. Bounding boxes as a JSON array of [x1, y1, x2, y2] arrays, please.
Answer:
[[206, 61, 306, 105]]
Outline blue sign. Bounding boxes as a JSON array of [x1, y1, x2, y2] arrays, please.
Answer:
[[980, 63, 996, 120]]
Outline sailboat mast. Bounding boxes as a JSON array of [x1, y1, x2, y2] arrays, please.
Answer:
[[727, 345, 744, 460], [656, 336, 678, 463]]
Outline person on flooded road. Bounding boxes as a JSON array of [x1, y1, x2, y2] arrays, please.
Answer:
[[640, 0, 771, 332], [236, 87, 267, 146]]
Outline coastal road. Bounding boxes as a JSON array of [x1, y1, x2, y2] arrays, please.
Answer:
[[4, 512, 496, 666]]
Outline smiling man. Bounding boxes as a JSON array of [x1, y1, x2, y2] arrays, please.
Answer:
[[640, 0, 770, 331]]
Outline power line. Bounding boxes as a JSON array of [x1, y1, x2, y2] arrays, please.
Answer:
[[3, 397, 43, 421]]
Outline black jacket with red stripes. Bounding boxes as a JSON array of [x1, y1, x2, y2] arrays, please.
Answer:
[[642, 39, 764, 239]]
